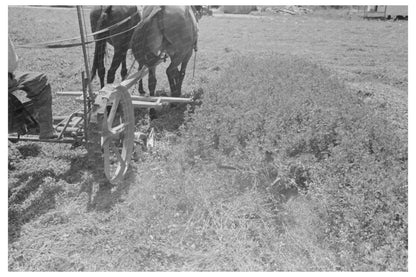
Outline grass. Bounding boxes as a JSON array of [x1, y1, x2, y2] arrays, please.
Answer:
[[182, 54, 407, 270], [8, 6, 407, 271]]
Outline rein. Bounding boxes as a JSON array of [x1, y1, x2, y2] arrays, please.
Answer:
[[16, 10, 140, 49]]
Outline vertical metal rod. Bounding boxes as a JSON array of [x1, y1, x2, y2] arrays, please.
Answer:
[[76, 6, 94, 100], [81, 72, 88, 143]]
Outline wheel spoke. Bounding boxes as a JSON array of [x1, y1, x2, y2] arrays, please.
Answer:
[[107, 95, 121, 127], [102, 122, 129, 144], [110, 142, 124, 164], [103, 140, 126, 178], [102, 139, 110, 174], [110, 142, 126, 175], [111, 122, 128, 135]]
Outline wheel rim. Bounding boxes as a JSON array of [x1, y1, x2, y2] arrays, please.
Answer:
[[101, 88, 134, 183]]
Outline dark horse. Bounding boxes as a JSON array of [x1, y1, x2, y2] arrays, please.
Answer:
[[130, 6, 198, 97], [90, 6, 141, 88]]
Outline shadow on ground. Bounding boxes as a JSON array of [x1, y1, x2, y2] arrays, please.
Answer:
[[8, 145, 132, 243]]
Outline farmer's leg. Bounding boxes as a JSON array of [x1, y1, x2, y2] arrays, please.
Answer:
[[13, 71, 55, 138]]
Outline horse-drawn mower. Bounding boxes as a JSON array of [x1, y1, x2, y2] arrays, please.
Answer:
[[8, 6, 194, 184]]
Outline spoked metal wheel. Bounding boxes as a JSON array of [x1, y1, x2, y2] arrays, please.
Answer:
[[87, 86, 135, 184]]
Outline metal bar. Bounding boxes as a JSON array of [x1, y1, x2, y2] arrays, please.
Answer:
[[71, 117, 84, 129], [53, 112, 83, 128], [121, 66, 149, 90], [76, 6, 94, 100], [120, 61, 163, 90], [131, 96, 193, 104], [53, 110, 84, 133], [56, 91, 83, 96], [55, 126, 82, 133], [53, 116, 69, 123], [82, 72, 88, 143], [58, 91, 193, 105], [8, 135, 78, 144], [132, 101, 164, 110], [56, 110, 81, 139], [53, 112, 84, 121], [56, 91, 84, 103]]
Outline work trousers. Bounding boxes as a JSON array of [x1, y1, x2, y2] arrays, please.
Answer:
[[8, 71, 53, 137]]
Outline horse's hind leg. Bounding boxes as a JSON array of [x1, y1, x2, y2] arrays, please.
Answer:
[[166, 63, 180, 97], [148, 66, 157, 97], [137, 65, 156, 96], [94, 54, 105, 88], [120, 52, 128, 81], [106, 49, 123, 84], [167, 51, 192, 97], [148, 66, 157, 120], [98, 67, 106, 88], [138, 64, 146, 95], [178, 50, 194, 95], [91, 38, 106, 88]]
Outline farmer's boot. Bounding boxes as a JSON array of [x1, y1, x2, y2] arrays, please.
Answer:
[[33, 84, 56, 139], [37, 107, 56, 139]]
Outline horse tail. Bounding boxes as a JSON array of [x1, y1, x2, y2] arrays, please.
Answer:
[[131, 19, 149, 65], [131, 14, 163, 67], [130, 8, 141, 28]]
